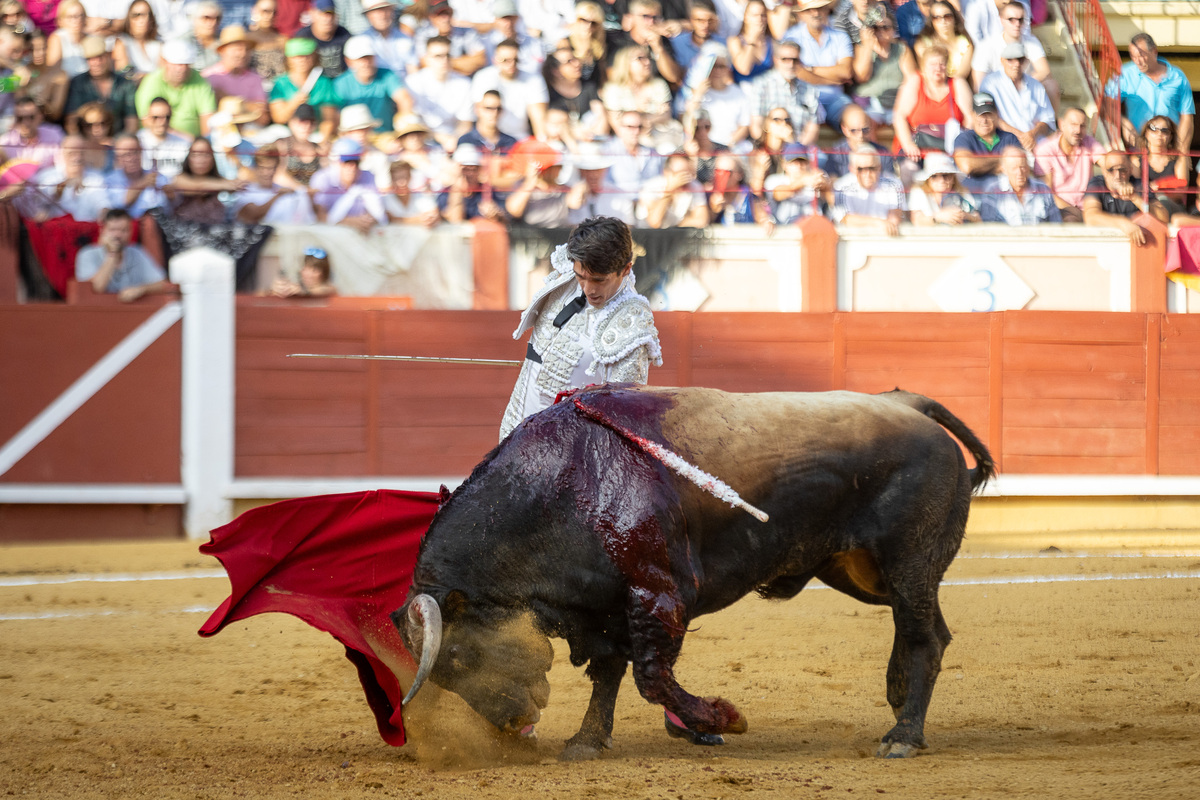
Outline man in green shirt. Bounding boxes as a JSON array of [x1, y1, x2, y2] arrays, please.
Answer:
[[269, 37, 344, 143], [134, 40, 217, 138], [65, 36, 138, 134]]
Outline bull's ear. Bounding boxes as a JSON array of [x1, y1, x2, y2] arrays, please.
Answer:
[[438, 484, 452, 507], [442, 590, 469, 621]]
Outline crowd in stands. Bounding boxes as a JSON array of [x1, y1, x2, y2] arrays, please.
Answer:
[[0, 0, 1196, 298]]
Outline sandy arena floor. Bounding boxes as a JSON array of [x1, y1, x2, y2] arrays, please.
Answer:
[[2, 536, 1199, 800]]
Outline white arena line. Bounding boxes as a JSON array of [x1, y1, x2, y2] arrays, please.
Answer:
[[0, 569, 227, 587], [2, 572, 1200, 622]]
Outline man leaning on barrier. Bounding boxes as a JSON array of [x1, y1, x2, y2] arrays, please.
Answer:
[[1081, 152, 1166, 247], [979, 145, 1060, 226]]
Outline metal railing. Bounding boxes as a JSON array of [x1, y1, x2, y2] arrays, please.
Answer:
[[1057, 0, 1124, 145]]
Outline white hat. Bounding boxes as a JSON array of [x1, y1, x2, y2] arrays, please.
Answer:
[[453, 143, 482, 166], [339, 103, 381, 132], [916, 151, 963, 182], [361, 0, 395, 10], [572, 144, 613, 171], [343, 35, 375, 61], [162, 39, 197, 65]]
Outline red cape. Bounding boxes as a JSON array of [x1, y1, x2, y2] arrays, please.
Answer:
[[198, 490, 440, 746]]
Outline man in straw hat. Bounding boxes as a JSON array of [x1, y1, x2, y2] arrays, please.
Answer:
[[361, 0, 417, 76], [334, 34, 411, 133], [134, 39, 217, 137], [337, 103, 391, 183], [65, 35, 138, 133], [202, 25, 268, 124], [782, 0, 853, 128]]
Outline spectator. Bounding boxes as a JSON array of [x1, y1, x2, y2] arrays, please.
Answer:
[[65, 36, 138, 135], [334, 103, 391, 180], [214, 0, 260, 30], [439, 142, 507, 221], [766, 0, 796, 41], [383, 159, 440, 225], [104, 133, 170, 218], [978, 41, 1054, 150], [541, 107, 580, 183], [386, 115, 447, 192], [1081, 152, 1165, 245], [311, 138, 388, 231], [744, 39, 821, 144], [566, 1, 610, 89], [601, 109, 664, 212], [112, 0, 163, 82], [47, 0, 89, 78], [202, 26, 269, 127], [1, 98, 65, 169], [135, 40, 218, 138], [830, 145, 906, 234], [727, 0, 773, 84], [138, 97, 193, 179], [892, 43, 973, 160], [458, 90, 519, 173], [0, 26, 26, 124], [73, 101, 115, 170], [545, 41, 607, 142], [274, 104, 325, 188], [1134, 115, 1190, 214], [151, 0, 200, 42], [75, 208, 171, 302], [471, 38, 549, 141], [188, 1, 225, 72], [414, 0, 487, 77], [681, 45, 750, 149], [362, 0, 416, 77], [764, 142, 827, 223], [971, 1, 1056, 104], [405, 35, 473, 152], [268, 38, 342, 141], [672, 0, 720, 75], [1115, 33, 1194, 156], [962, 0, 1031, 55], [914, 1, 972, 82], [851, 3, 916, 125], [247, 0, 288, 84], [831, 0, 872, 47], [166, 136, 246, 224], [270, 246, 338, 296], [908, 150, 979, 225], [515, 0, 575, 44], [298, 0, 353, 77], [608, 0, 683, 87], [235, 144, 318, 223], [979, 144, 1060, 225], [783, 0, 853, 128], [1031, 106, 1104, 223], [486, 0, 546, 75], [20, 134, 107, 222], [602, 44, 674, 132], [505, 140, 570, 226], [750, 104, 798, 186], [823, 102, 894, 178], [893, 0, 931, 46], [684, 108, 730, 186], [334, 35, 411, 133], [638, 150, 710, 228], [273, 0, 312, 39], [566, 145, 634, 224], [24, 29, 72, 126], [705, 153, 767, 226], [0, 0, 33, 32], [952, 91, 1020, 182]]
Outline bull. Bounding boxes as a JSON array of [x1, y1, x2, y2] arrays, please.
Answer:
[[393, 385, 994, 760]]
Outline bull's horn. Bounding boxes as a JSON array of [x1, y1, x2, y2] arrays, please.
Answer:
[[401, 594, 442, 707]]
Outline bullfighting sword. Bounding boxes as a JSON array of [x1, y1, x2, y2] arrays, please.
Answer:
[[287, 354, 521, 366]]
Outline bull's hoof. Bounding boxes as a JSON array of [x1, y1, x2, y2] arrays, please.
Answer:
[[664, 713, 725, 746], [559, 735, 612, 762], [876, 740, 920, 759]]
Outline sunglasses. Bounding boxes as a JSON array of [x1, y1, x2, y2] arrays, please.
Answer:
[[856, 165, 880, 172], [1004, 15, 1025, 22], [15, 113, 37, 122], [148, 113, 171, 120], [931, 13, 953, 20], [778, 56, 800, 63], [480, 104, 502, 111], [1147, 124, 1171, 133], [1105, 166, 1129, 174], [770, 116, 791, 123], [844, 126, 871, 135]]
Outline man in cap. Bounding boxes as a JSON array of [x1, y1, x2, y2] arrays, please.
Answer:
[[829, 144, 907, 235], [414, 0, 487, 77], [469, 37, 548, 139], [297, 0, 354, 77], [65, 35, 138, 133], [405, 34, 474, 151], [970, 0, 1057, 104], [362, 0, 417, 76], [440, 142, 508, 222], [1112, 32, 1194, 154], [334, 35, 411, 132], [952, 91, 1021, 183], [1032, 106, 1106, 223], [783, 0, 853, 128], [269, 37, 344, 140], [311, 137, 388, 232], [766, 143, 828, 223], [979, 145, 1061, 225], [978, 41, 1054, 150], [135, 40, 218, 137], [566, 146, 635, 225], [485, 0, 545, 74], [138, 97, 192, 179], [202, 25, 268, 124]]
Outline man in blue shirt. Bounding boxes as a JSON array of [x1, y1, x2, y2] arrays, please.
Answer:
[[1113, 33, 1194, 154], [334, 35, 410, 132], [894, 0, 932, 46], [784, 0, 853, 128], [953, 92, 1022, 189], [670, 0, 721, 74]]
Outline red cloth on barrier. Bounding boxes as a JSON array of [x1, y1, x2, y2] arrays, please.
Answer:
[[1166, 226, 1200, 276], [198, 490, 440, 746], [21, 216, 143, 297]]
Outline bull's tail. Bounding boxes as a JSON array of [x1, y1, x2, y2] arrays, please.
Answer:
[[882, 389, 996, 492]]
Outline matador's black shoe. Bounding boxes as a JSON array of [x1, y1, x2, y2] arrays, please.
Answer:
[[664, 712, 725, 746]]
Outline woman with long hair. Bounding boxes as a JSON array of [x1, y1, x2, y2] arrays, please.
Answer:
[[914, 1, 973, 82], [851, 4, 916, 124], [566, 1, 608, 90], [749, 105, 796, 192], [891, 44, 973, 160], [73, 101, 115, 171], [112, 0, 162, 81], [247, 0, 287, 84], [46, 0, 88, 77], [727, 0, 773, 84], [1136, 115, 1191, 211], [24, 29, 71, 124], [684, 108, 730, 188], [908, 152, 979, 225], [544, 40, 607, 141], [169, 137, 246, 223], [601, 45, 673, 131], [273, 105, 327, 189]]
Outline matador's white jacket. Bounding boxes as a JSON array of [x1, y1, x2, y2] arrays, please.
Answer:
[[499, 244, 663, 441]]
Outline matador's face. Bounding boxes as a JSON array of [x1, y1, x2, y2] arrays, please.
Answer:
[[574, 262, 631, 308]]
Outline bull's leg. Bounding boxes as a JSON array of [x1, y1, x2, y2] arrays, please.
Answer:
[[625, 593, 748, 737], [877, 592, 948, 759], [560, 656, 627, 761]]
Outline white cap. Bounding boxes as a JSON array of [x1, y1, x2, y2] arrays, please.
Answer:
[[362, 0, 395, 10], [453, 143, 482, 166], [343, 35, 375, 61], [162, 39, 197, 65]]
